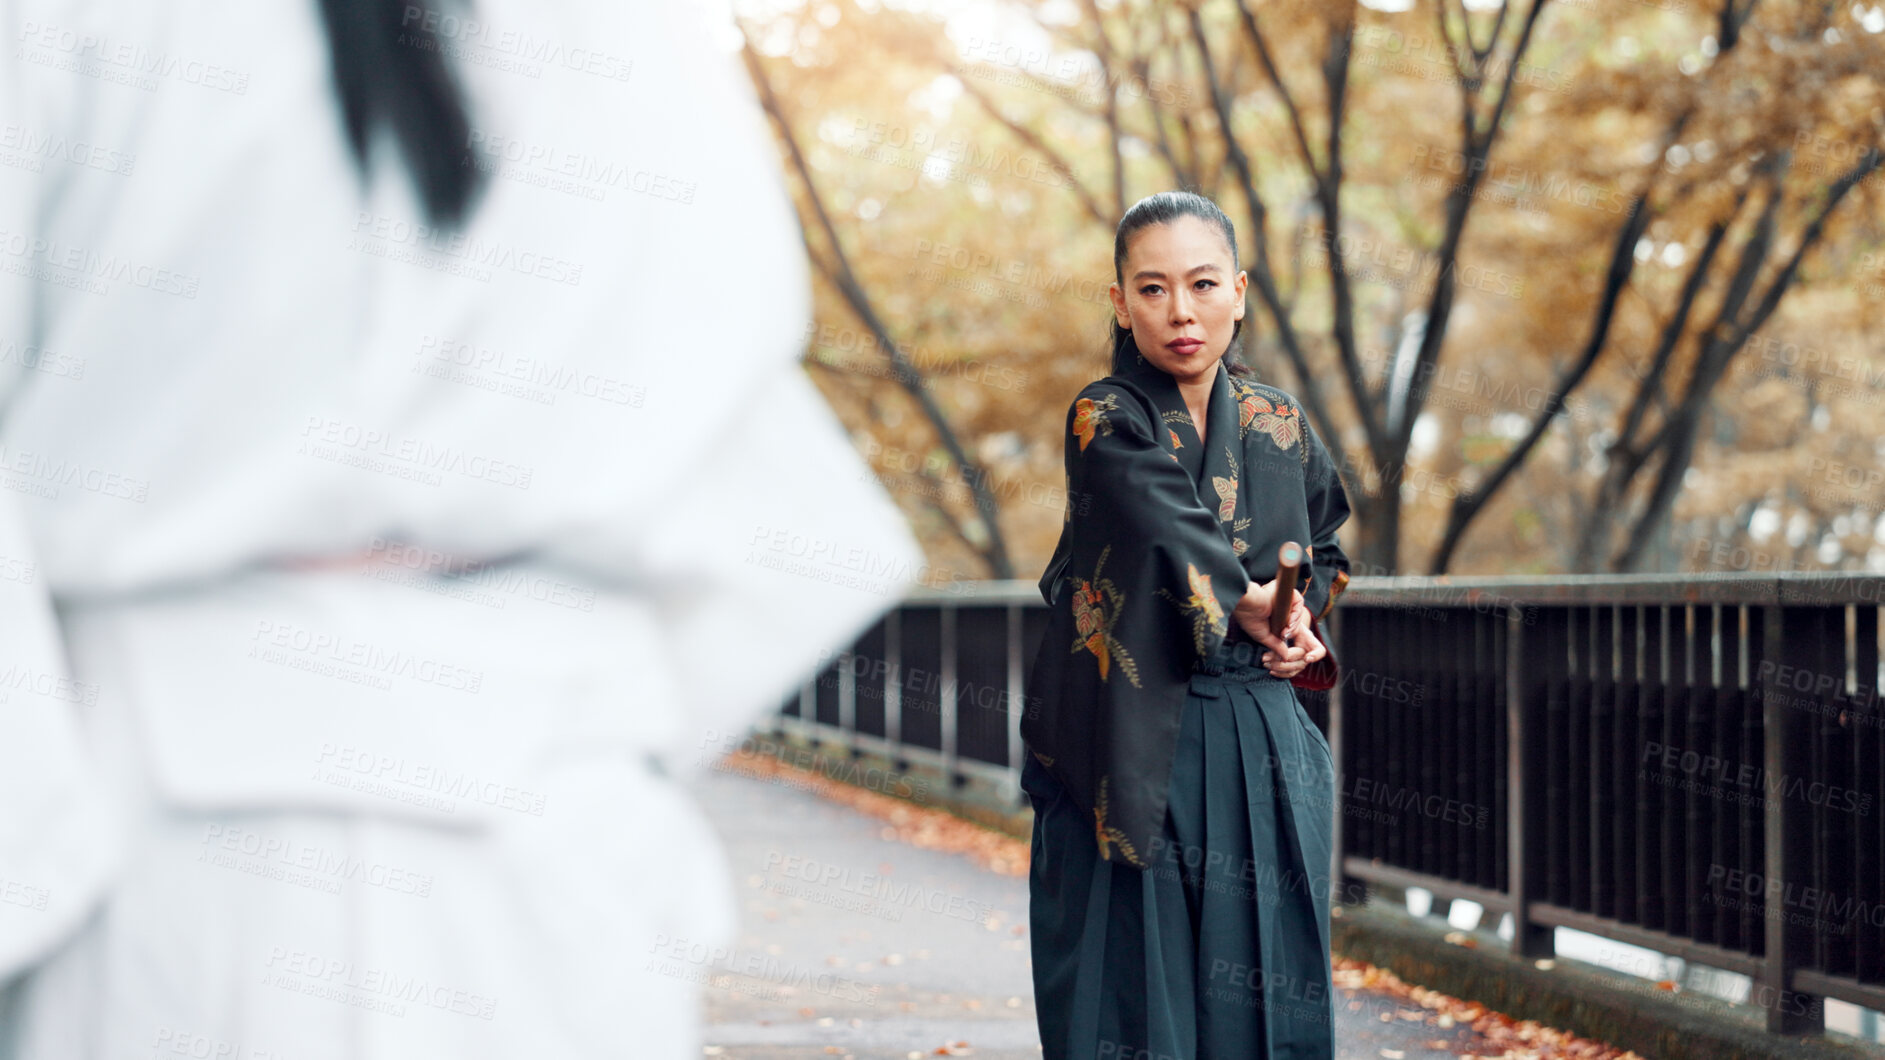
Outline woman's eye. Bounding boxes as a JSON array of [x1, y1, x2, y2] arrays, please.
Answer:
[[1196, 280, 1217, 290], [1139, 285, 1163, 296]]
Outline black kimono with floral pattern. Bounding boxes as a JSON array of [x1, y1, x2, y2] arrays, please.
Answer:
[[1022, 354, 1351, 869]]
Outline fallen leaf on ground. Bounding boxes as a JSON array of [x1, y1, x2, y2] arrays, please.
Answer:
[[1332, 957, 1646, 1060]]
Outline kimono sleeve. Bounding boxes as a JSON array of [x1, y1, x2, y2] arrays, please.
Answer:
[[1064, 384, 1247, 661], [1301, 418, 1353, 620]]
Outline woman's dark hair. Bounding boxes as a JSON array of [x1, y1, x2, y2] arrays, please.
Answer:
[[316, 0, 485, 227], [1108, 191, 1252, 377]]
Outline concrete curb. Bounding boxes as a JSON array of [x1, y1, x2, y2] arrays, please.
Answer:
[[1331, 902, 1885, 1060]]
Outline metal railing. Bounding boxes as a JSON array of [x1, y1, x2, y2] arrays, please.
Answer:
[[771, 573, 1885, 1037]]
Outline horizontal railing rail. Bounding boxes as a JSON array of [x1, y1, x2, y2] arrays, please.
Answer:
[[770, 573, 1885, 1038]]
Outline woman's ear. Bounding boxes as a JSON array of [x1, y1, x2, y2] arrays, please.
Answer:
[[1234, 270, 1249, 318], [1109, 282, 1131, 329]]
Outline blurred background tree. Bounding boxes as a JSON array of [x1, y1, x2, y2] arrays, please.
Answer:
[[736, 0, 1884, 578]]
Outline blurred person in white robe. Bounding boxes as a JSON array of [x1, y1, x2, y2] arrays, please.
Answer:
[[0, 0, 925, 1054]]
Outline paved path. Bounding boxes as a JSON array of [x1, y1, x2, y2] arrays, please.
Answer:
[[688, 763, 1602, 1059]]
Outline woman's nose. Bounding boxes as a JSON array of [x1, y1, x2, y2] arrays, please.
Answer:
[[1170, 289, 1195, 324]]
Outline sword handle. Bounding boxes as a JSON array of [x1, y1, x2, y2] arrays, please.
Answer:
[[1269, 541, 1303, 639]]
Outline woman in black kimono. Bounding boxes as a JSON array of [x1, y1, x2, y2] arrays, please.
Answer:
[[1021, 191, 1352, 1060]]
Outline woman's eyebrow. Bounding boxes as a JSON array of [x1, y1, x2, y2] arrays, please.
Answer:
[[1131, 264, 1224, 281]]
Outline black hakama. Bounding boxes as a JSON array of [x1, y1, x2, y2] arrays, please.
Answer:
[[1024, 635, 1336, 1060]]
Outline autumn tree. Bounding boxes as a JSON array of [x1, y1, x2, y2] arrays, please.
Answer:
[[738, 0, 1885, 578]]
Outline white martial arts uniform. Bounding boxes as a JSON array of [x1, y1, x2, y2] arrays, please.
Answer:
[[0, 0, 922, 1054]]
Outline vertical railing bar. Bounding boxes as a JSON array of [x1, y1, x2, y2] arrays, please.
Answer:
[[1721, 603, 1741, 951], [1328, 607, 1351, 906], [839, 646, 856, 747], [1688, 607, 1719, 943], [1425, 605, 1443, 878], [1387, 606, 1405, 868], [941, 603, 958, 784], [1641, 604, 1664, 931], [1355, 606, 1378, 871], [1444, 605, 1464, 882], [1568, 606, 1591, 911], [1593, 603, 1616, 919], [1005, 603, 1024, 799], [1545, 606, 1569, 908], [1472, 605, 1486, 886], [1617, 604, 1640, 926], [1743, 606, 1765, 955], [1489, 606, 1506, 891], [885, 607, 902, 752]]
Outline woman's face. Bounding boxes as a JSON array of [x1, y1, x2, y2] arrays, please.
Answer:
[[1109, 215, 1248, 386]]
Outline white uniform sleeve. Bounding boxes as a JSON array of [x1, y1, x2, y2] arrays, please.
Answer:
[[639, 360, 925, 778], [0, 0, 125, 978], [516, 1, 927, 767]]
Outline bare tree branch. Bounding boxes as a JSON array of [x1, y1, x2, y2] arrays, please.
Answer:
[[1231, 0, 1321, 179], [1574, 176, 1782, 570], [1075, 0, 1127, 216], [1134, 48, 1195, 188], [1717, 0, 1760, 51], [1611, 145, 1880, 570], [1429, 192, 1651, 573], [804, 358, 993, 562], [1432, 101, 1705, 571], [1183, 6, 1346, 459], [740, 32, 1015, 578], [1476, 0, 1513, 66], [1212, 2, 1377, 462], [1163, 26, 1204, 188], [1617, 221, 1730, 453], [953, 74, 1112, 226], [1314, 6, 1370, 443], [1394, 0, 1551, 458]]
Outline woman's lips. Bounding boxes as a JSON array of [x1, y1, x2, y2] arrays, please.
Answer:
[[1167, 338, 1204, 353]]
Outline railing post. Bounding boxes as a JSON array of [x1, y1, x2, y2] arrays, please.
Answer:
[[1328, 608, 1352, 905], [1508, 603, 1553, 957], [1759, 602, 1822, 1033]]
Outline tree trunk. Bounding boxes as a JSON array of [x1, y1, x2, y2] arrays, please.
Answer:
[[1350, 486, 1401, 575]]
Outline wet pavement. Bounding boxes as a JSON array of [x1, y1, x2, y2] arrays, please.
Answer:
[[688, 754, 1638, 1060]]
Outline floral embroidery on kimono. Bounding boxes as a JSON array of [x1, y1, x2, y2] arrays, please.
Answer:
[[1072, 393, 1121, 452], [1069, 545, 1141, 687], [1211, 476, 1237, 522], [1211, 447, 1239, 523], [1168, 428, 1183, 450], [1234, 381, 1302, 451], [1093, 775, 1137, 864], [1157, 563, 1231, 657]]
